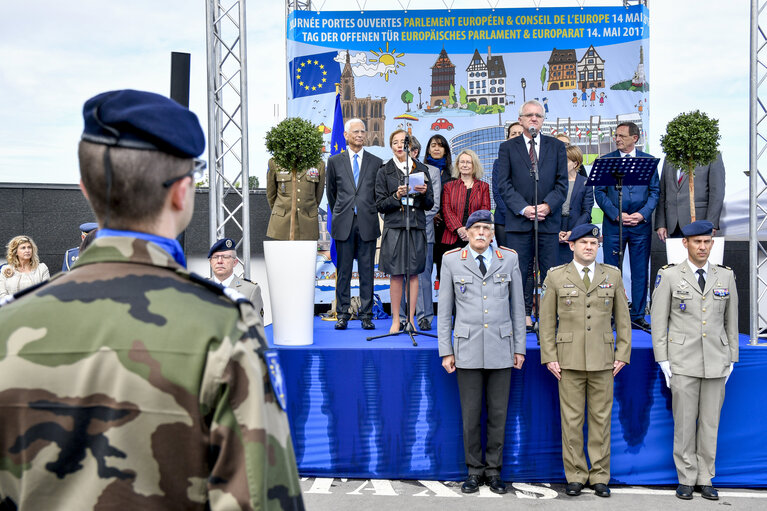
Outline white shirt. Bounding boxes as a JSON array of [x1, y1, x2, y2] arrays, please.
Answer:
[[348, 149, 363, 170], [572, 259, 596, 282], [212, 274, 235, 288], [468, 245, 493, 271], [525, 134, 541, 161], [619, 149, 636, 158], [687, 259, 709, 281], [393, 156, 410, 175]]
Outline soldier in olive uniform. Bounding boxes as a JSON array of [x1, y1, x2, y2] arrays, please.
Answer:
[[266, 157, 325, 240], [0, 90, 303, 510], [650, 220, 738, 501], [539, 223, 631, 498], [438, 210, 526, 495]]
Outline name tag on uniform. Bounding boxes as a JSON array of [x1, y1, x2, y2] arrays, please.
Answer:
[[563, 284, 574, 288]]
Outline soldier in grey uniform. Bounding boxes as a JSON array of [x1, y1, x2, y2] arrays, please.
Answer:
[[438, 209, 526, 495], [266, 157, 325, 240], [208, 238, 265, 319], [650, 220, 738, 501], [539, 223, 631, 498]]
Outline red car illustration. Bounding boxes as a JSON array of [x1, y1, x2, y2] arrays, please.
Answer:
[[431, 118, 454, 131]]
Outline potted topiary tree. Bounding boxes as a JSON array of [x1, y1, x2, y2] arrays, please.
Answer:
[[659, 110, 724, 263], [263, 117, 324, 345]]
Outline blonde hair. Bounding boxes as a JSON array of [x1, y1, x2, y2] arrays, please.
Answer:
[[566, 144, 583, 167], [6, 235, 40, 270], [451, 149, 484, 180]]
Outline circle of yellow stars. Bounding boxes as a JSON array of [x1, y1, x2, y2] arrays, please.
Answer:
[[296, 58, 327, 92]]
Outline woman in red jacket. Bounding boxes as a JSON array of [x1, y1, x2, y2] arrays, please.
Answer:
[[440, 149, 491, 251]]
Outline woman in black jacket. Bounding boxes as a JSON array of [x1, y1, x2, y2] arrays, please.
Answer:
[[376, 129, 435, 333]]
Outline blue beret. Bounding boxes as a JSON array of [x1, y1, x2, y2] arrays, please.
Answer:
[[79, 222, 98, 233], [681, 220, 714, 238], [569, 223, 601, 242], [81, 89, 205, 158], [208, 238, 236, 258], [465, 210, 494, 229]]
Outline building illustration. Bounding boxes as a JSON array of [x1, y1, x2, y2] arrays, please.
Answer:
[[547, 48, 577, 90], [577, 45, 606, 90], [340, 51, 387, 146], [466, 47, 507, 106], [429, 48, 455, 108]]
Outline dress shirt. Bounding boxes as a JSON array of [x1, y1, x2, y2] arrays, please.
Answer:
[[571, 259, 596, 280], [468, 245, 493, 270], [213, 274, 235, 288], [687, 259, 710, 280]]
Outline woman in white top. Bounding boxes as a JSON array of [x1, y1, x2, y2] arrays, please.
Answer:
[[0, 235, 50, 297]]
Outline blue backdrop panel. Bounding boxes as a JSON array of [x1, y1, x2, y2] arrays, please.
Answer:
[[270, 319, 767, 487]]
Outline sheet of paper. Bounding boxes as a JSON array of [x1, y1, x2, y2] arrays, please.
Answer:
[[407, 171, 425, 193]]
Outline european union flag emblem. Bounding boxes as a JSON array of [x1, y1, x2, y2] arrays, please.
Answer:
[[290, 51, 341, 99], [264, 351, 287, 410]]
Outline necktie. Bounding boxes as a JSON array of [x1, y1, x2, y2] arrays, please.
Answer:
[[478, 255, 487, 276], [353, 154, 360, 187], [582, 267, 591, 288], [528, 140, 535, 164], [678, 169, 684, 185], [696, 268, 705, 293]]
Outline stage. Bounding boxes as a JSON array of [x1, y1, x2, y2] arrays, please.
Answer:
[[268, 318, 767, 487]]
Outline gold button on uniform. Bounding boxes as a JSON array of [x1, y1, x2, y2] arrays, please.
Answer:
[[484, 324, 488, 328], [483, 282, 487, 286], [702, 320, 707, 325], [483, 295, 487, 299], [703, 333, 707, 337]]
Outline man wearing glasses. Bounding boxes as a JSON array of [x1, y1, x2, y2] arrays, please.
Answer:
[[209, 237, 265, 319], [496, 99, 568, 330]]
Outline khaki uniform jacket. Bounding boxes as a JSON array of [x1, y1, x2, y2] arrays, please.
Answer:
[[540, 262, 631, 370], [229, 277, 264, 320], [266, 158, 325, 240], [438, 245, 526, 369], [650, 262, 738, 378]]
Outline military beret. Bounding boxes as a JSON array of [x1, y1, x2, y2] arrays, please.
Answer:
[[81, 89, 205, 158], [79, 222, 98, 233], [681, 220, 714, 238], [465, 209, 494, 229], [208, 238, 236, 258], [569, 223, 601, 242]]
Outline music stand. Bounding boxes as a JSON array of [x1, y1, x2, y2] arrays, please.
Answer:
[[588, 156, 660, 269]]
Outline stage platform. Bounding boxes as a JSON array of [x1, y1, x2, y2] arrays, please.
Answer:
[[268, 318, 767, 487]]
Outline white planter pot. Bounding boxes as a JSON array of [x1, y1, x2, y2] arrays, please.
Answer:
[[665, 236, 726, 265], [264, 240, 317, 345]]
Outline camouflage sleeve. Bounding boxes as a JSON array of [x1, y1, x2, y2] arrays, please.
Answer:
[[203, 311, 304, 511]]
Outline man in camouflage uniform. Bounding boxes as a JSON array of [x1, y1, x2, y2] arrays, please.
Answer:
[[0, 89, 303, 510]]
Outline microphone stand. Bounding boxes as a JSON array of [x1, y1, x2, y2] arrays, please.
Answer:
[[529, 130, 541, 344]]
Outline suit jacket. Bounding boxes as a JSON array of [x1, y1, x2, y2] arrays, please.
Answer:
[[539, 261, 631, 371], [326, 149, 383, 242], [441, 179, 491, 245], [650, 262, 738, 378], [375, 159, 434, 230], [655, 152, 725, 232], [496, 134, 568, 233], [491, 158, 506, 225], [594, 149, 660, 236], [561, 174, 594, 231], [437, 245, 526, 369], [266, 158, 325, 240], [423, 163, 441, 243]]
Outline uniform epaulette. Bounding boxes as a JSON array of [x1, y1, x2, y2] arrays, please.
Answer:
[[550, 263, 568, 271], [499, 246, 516, 253], [661, 263, 675, 269], [716, 264, 731, 271], [601, 263, 621, 271], [242, 277, 254, 283], [444, 246, 462, 255]]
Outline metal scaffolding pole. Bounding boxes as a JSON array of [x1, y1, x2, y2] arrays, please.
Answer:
[[205, 0, 251, 277]]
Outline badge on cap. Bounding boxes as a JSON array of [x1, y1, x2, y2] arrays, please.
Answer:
[[591, 226, 599, 237], [264, 351, 287, 410], [225, 239, 233, 249]]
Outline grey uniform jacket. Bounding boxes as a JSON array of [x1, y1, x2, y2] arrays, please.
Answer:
[[650, 262, 738, 378], [229, 277, 264, 319], [438, 245, 526, 369]]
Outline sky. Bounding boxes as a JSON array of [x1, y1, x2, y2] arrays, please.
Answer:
[[0, 0, 752, 201]]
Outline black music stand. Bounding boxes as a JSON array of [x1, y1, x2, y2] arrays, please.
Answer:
[[587, 156, 659, 270]]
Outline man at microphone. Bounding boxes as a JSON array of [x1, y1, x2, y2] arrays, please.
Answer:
[[496, 100, 568, 328]]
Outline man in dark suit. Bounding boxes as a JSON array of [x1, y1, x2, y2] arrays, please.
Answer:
[[594, 121, 660, 331], [655, 153, 725, 241], [326, 118, 383, 330], [497, 100, 568, 327]]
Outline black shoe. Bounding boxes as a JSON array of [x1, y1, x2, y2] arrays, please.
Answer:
[[418, 318, 432, 331], [486, 475, 506, 494], [335, 318, 348, 330], [461, 474, 482, 494], [592, 483, 610, 498], [676, 484, 693, 500], [361, 318, 375, 330], [565, 482, 584, 496], [631, 318, 651, 332], [697, 485, 719, 500]]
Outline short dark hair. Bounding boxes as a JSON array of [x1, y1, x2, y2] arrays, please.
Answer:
[[617, 122, 640, 138], [506, 122, 522, 139], [78, 141, 193, 230]]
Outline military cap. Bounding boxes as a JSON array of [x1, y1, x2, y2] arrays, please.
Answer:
[[681, 220, 714, 238], [79, 222, 98, 233], [569, 223, 601, 241], [208, 238, 237, 258], [466, 209, 494, 229], [81, 89, 205, 158]]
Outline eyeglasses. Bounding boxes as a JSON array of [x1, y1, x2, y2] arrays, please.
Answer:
[[162, 158, 207, 188], [520, 113, 544, 119], [614, 134, 635, 139], [210, 254, 236, 261]]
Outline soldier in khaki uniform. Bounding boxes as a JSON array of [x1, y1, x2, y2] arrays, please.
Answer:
[[208, 238, 265, 320], [266, 157, 325, 240], [539, 223, 631, 498], [650, 220, 738, 501]]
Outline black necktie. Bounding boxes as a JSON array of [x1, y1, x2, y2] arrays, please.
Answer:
[[696, 269, 705, 293], [478, 255, 487, 276]]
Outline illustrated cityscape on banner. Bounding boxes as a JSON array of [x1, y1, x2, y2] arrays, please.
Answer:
[[286, 6, 649, 301]]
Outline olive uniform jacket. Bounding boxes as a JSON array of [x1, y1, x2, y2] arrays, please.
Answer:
[[266, 158, 325, 240], [650, 262, 738, 378], [540, 261, 631, 371]]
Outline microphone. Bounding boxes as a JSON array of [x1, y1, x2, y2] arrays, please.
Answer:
[[528, 126, 538, 138]]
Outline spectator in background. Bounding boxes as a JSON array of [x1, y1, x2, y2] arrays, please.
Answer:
[[556, 133, 588, 178], [492, 122, 524, 247], [62, 222, 98, 271], [440, 150, 491, 254], [1, 235, 49, 298], [426, 134, 453, 284], [558, 145, 595, 265]]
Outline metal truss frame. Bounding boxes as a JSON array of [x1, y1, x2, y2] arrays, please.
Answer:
[[205, 0, 252, 277]]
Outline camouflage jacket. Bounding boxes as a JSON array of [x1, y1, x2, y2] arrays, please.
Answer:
[[0, 237, 303, 510]]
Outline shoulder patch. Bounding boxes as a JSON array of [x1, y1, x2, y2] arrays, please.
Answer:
[[655, 273, 662, 288], [495, 249, 503, 259], [264, 351, 287, 411], [444, 246, 462, 255]]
